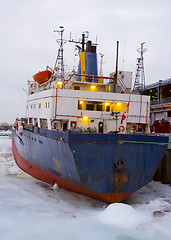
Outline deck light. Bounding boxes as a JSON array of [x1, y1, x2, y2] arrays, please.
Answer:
[[56, 81, 63, 88], [116, 102, 121, 106], [82, 116, 89, 121], [79, 100, 83, 104], [91, 85, 96, 90], [105, 102, 109, 106]]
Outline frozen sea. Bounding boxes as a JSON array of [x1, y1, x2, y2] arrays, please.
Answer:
[[0, 135, 171, 240]]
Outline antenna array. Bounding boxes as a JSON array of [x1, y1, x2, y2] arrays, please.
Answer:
[[133, 42, 147, 91], [54, 26, 67, 80]]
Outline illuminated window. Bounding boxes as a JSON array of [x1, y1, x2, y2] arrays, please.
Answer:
[[48, 102, 50, 108], [86, 104, 94, 111], [96, 104, 102, 111], [114, 102, 125, 112], [38, 103, 41, 108], [104, 102, 110, 112], [105, 102, 109, 106], [106, 105, 110, 112], [116, 102, 121, 106], [77, 100, 129, 112], [111, 105, 114, 112], [78, 100, 83, 110]]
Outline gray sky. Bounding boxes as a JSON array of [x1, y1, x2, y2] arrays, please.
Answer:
[[1, 0, 171, 124]]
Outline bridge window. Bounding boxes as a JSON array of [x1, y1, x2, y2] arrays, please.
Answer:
[[74, 86, 80, 90], [77, 100, 127, 112], [78, 100, 83, 110], [106, 105, 110, 112], [86, 104, 94, 111], [96, 104, 103, 111]]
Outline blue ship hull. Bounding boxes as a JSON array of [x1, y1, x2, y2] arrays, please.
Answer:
[[12, 126, 168, 203]]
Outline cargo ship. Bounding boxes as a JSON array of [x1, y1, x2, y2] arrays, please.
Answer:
[[12, 27, 169, 203]]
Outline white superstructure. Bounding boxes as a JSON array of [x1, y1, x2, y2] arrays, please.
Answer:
[[25, 29, 150, 134], [26, 79, 150, 134]]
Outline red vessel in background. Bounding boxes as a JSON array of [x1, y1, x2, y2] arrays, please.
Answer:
[[154, 119, 170, 133], [33, 70, 52, 84]]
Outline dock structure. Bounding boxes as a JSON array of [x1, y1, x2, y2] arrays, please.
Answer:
[[141, 78, 171, 127], [153, 135, 171, 185], [0, 125, 12, 131], [139, 78, 171, 186]]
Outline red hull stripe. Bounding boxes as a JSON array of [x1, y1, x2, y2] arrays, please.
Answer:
[[12, 139, 131, 203]]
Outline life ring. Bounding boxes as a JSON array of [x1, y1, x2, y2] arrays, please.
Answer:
[[119, 125, 125, 132]]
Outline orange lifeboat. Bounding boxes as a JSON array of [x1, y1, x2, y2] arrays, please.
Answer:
[[33, 70, 52, 84]]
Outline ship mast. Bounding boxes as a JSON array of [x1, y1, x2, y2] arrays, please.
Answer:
[[54, 26, 67, 80], [113, 41, 119, 93], [133, 42, 147, 91], [99, 53, 105, 76]]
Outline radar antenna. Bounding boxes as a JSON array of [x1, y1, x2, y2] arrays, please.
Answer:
[[69, 31, 89, 52], [133, 42, 147, 91]]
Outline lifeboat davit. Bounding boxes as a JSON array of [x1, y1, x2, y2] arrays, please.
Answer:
[[33, 70, 52, 84]]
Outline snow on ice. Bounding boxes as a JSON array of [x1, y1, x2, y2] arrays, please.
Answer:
[[98, 203, 150, 228], [0, 136, 171, 240]]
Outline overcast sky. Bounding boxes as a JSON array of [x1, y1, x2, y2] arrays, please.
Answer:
[[1, 0, 171, 124]]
